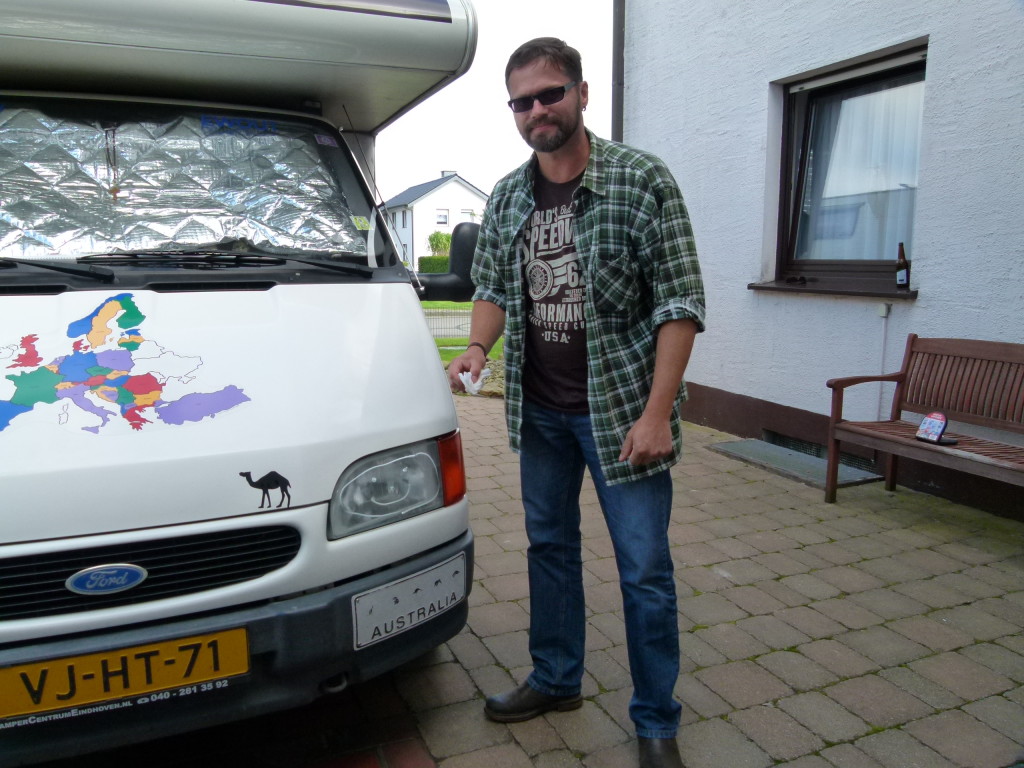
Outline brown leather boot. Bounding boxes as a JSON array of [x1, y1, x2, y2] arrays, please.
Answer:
[[638, 736, 684, 768]]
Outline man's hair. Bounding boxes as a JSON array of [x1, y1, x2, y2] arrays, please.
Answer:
[[505, 37, 583, 85]]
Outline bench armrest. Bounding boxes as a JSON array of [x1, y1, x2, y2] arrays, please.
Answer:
[[826, 372, 903, 390], [827, 371, 904, 426]]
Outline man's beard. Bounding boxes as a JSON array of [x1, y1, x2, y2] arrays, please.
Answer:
[[523, 111, 580, 153]]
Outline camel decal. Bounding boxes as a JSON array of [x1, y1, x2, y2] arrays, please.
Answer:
[[239, 471, 292, 508]]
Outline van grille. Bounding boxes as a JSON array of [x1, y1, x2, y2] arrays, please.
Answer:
[[0, 526, 301, 620]]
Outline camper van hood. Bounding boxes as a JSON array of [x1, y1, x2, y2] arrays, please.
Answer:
[[0, 284, 457, 544]]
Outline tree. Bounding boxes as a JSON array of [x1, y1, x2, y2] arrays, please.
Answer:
[[427, 231, 452, 257]]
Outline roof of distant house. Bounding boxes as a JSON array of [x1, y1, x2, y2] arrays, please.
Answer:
[[383, 173, 488, 209]]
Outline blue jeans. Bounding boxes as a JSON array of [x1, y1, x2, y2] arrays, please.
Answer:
[[520, 400, 681, 738]]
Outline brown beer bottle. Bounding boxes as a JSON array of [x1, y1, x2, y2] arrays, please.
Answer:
[[896, 242, 910, 291]]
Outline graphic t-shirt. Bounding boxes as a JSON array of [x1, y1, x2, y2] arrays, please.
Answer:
[[521, 171, 588, 413]]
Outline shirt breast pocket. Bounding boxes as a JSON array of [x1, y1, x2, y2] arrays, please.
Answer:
[[591, 250, 640, 315]]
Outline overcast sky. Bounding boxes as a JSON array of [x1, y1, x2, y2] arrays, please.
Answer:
[[374, 0, 613, 201]]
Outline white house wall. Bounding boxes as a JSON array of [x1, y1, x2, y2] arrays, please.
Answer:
[[411, 182, 486, 265], [626, 0, 1023, 423]]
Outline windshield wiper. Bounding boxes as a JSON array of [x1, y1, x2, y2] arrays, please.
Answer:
[[81, 250, 375, 278], [0, 257, 115, 283]]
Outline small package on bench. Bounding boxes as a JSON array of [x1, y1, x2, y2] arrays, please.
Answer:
[[916, 412, 958, 445]]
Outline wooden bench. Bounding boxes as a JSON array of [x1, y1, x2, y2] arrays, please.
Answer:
[[824, 334, 1024, 503]]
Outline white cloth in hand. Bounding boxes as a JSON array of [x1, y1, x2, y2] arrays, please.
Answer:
[[458, 368, 491, 395]]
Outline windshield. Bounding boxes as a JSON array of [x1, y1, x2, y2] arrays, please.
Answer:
[[0, 97, 393, 265]]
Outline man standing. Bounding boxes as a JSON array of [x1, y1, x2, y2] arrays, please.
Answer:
[[447, 37, 705, 768]]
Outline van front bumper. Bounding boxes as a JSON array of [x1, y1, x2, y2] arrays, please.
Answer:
[[0, 530, 473, 766]]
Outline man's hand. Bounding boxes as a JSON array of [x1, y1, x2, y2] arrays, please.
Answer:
[[618, 412, 674, 465], [448, 345, 488, 393]]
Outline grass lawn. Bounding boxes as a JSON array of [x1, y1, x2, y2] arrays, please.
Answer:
[[436, 337, 504, 366], [421, 301, 472, 310]]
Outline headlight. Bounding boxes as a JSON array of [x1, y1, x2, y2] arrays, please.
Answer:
[[327, 434, 463, 539]]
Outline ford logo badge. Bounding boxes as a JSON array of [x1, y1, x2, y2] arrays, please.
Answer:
[[65, 564, 148, 595]]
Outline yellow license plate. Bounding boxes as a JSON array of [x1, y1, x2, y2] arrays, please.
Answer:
[[0, 628, 249, 720]]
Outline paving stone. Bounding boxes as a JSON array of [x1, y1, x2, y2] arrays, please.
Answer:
[[534, 748, 590, 768], [975, 596, 1024, 628], [818, 743, 886, 768], [928, 604, 1021, 641], [678, 565, 735, 593], [737, 531, 799, 553], [675, 542, 732, 566], [810, 599, 885, 629], [437, 743, 534, 768], [856, 555, 932, 584], [804, 542, 864, 566], [737, 614, 812, 650], [892, 579, 974, 609], [934, 540, 1004, 565], [677, 718, 772, 768], [775, 757, 833, 768], [756, 651, 839, 692], [834, 535, 904, 559], [721, 585, 788, 615], [752, 551, 815, 576], [695, 623, 771, 660], [781, 574, 844, 601], [469, 601, 531, 637], [895, 549, 969, 577], [777, 691, 871, 742], [398, 662, 478, 711], [777, 606, 847, 639], [887, 615, 974, 652], [931, 572, 1006, 599], [909, 651, 1015, 700], [963, 694, 1024, 743], [845, 588, 929, 620], [695, 661, 793, 709], [418, 699, 510, 759], [814, 566, 887, 594], [854, 728, 958, 768], [709, 537, 765, 561], [779, 525, 834, 546], [729, 705, 825, 760], [904, 709, 1022, 768], [824, 675, 934, 727], [964, 564, 1024, 591], [711, 558, 780, 586], [753, 579, 813, 607], [679, 592, 750, 625], [837, 625, 931, 666], [482, 630, 532, 670], [546, 701, 628, 755], [679, 631, 729, 668], [676, 673, 732, 718], [960, 642, 1024, 683], [669, 522, 718, 545], [876, 666, 965, 709]]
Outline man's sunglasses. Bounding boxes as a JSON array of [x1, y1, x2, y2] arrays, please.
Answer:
[[507, 81, 578, 114]]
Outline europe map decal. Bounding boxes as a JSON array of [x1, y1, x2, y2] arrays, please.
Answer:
[[0, 293, 250, 433]]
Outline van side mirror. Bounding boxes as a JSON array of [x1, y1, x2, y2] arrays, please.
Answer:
[[415, 221, 477, 301]]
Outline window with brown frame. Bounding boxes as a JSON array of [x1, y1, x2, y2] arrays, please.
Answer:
[[759, 49, 926, 297]]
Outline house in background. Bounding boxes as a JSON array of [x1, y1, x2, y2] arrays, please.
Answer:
[[383, 171, 488, 267], [620, 0, 1023, 512]]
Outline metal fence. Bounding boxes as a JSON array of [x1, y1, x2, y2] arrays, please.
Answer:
[[422, 308, 472, 339]]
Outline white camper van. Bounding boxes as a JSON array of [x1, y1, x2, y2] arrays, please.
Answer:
[[0, 1, 477, 763]]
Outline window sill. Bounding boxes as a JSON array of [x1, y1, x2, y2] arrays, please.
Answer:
[[748, 279, 918, 300]]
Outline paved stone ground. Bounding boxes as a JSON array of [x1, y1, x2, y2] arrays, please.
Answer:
[[44, 394, 1024, 768], [429, 394, 1024, 768]]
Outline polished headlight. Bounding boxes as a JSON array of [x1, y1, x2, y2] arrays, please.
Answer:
[[327, 434, 464, 539]]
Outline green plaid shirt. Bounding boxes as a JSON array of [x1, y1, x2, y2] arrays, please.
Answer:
[[472, 131, 706, 485]]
